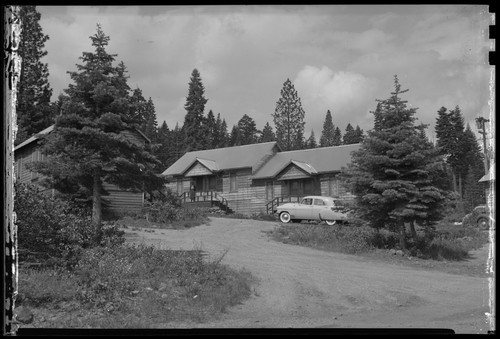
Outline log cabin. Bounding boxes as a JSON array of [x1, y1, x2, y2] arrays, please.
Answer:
[[14, 125, 152, 215], [162, 142, 361, 215]]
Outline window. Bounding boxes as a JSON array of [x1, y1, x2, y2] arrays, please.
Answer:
[[176, 179, 183, 194], [301, 198, 313, 205], [230, 173, 238, 192], [313, 198, 325, 206]]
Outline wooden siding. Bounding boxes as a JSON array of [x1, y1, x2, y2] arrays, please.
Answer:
[[185, 162, 212, 177], [102, 182, 144, 213], [120, 129, 146, 147], [277, 164, 311, 181]]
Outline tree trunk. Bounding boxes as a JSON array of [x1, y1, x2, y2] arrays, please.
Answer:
[[409, 220, 417, 239], [458, 173, 463, 198], [452, 170, 457, 193], [92, 170, 102, 228], [398, 220, 407, 251]]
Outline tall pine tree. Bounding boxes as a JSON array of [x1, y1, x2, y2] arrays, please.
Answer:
[[319, 110, 336, 147], [305, 130, 318, 149], [272, 78, 306, 151], [33, 25, 163, 227], [16, 6, 55, 144], [340, 76, 449, 250], [237, 114, 259, 145], [183, 69, 208, 152], [260, 122, 276, 143]]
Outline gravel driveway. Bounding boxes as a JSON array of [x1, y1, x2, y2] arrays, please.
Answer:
[[125, 217, 493, 333]]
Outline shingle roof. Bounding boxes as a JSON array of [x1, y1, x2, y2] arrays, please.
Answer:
[[251, 143, 361, 179], [161, 142, 280, 177]]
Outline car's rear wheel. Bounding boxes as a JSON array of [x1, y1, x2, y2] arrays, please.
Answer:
[[477, 217, 489, 230], [325, 220, 337, 226], [279, 212, 292, 223]]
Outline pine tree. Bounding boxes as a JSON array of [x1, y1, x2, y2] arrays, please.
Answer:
[[333, 126, 342, 146], [142, 97, 158, 143], [155, 121, 170, 168], [272, 78, 306, 151], [204, 110, 217, 149], [340, 76, 449, 251], [343, 123, 356, 144], [33, 25, 163, 227], [319, 110, 336, 147], [229, 125, 241, 146], [260, 122, 276, 143], [237, 114, 259, 145], [15, 6, 55, 144], [354, 125, 365, 143], [183, 69, 208, 152], [219, 119, 229, 148], [306, 130, 317, 149]]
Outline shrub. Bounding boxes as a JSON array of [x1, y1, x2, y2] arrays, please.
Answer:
[[14, 183, 125, 267], [142, 200, 209, 227]]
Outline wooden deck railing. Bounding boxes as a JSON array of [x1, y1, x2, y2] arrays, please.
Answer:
[[265, 196, 302, 214], [178, 191, 233, 213]]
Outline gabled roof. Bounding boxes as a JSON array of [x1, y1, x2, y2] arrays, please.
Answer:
[[14, 125, 54, 151], [251, 143, 361, 179], [184, 157, 220, 174], [161, 142, 280, 177], [14, 124, 150, 152], [479, 163, 495, 182]]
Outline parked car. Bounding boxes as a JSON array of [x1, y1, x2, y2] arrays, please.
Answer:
[[462, 205, 492, 230], [276, 196, 349, 225]]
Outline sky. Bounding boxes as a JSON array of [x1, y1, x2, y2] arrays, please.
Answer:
[[36, 5, 494, 145]]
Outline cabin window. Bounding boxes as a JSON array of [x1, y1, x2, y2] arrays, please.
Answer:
[[176, 179, 183, 195], [31, 151, 39, 181], [230, 173, 238, 192], [328, 177, 339, 197]]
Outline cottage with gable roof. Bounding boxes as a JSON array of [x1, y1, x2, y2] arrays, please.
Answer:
[[14, 125, 152, 215], [162, 142, 360, 215]]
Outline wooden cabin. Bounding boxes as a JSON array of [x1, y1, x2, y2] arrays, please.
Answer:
[[162, 142, 360, 215], [14, 125, 151, 215]]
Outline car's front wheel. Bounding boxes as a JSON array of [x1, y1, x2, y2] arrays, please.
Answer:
[[325, 220, 337, 226], [279, 212, 292, 223]]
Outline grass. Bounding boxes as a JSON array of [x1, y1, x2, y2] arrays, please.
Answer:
[[267, 220, 489, 261], [18, 242, 255, 328]]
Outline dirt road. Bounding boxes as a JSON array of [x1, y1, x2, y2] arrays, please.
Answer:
[[126, 217, 493, 333]]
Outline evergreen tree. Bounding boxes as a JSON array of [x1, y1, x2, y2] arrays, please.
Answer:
[[170, 123, 184, 165], [343, 123, 356, 144], [305, 130, 317, 149], [272, 78, 306, 151], [204, 109, 217, 149], [354, 125, 365, 143], [237, 114, 259, 145], [333, 126, 342, 146], [229, 125, 241, 146], [182, 69, 208, 152], [293, 128, 305, 150], [434, 106, 468, 195], [260, 122, 276, 143], [461, 124, 486, 211], [155, 121, 170, 169], [142, 97, 158, 143], [219, 119, 229, 148], [319, 110, 336, 147], [340, 76, 449, 250], [33, 25, 163, 227], [15, 6, 55, 144]]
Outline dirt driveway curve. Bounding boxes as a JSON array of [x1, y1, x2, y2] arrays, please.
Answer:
[[127, 217, 493, 333]]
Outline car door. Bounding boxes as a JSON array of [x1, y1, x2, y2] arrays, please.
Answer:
[[313, 198, 330, 220], [295, 197, 314, 219]]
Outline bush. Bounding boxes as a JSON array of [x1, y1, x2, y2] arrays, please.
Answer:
[[14, 183, 125, 267], [142, 200, 209, 227]]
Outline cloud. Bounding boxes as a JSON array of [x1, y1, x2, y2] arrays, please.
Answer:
[[294, 66, 378, 133]]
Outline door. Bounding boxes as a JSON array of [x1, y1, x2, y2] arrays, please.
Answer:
[[295, 197, 314, 219], [266, 181, 274, 201]]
